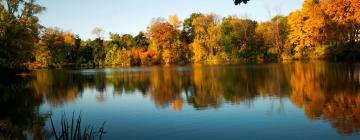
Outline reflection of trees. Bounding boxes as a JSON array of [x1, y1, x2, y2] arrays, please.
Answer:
[[148, 68, 190, 108], [218, 65, 291, 103], [32, 70, 107, 106], [0, 75, 50, 139], [289, 62, 360, 135], [29, 62, 360, 135], [32, 70, 82, 107], [323, 94, 360, 135], [31, 65, 291, 110]]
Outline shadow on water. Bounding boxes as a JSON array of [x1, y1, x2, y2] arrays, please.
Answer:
[[1, 61, 360, 139]]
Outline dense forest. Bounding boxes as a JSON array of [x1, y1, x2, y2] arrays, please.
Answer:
[[1, 0, 360, 70]]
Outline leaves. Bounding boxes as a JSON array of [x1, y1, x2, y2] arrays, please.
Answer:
[[234, 0, 250, 5], [0, 0, 44, 69]]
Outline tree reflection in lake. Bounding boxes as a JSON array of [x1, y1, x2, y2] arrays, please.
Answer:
[[0, 75, 50, 139], [289, 62, 360, 135], [2, 62, 360, 138]]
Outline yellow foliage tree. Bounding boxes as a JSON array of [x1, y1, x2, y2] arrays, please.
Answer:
[[321, 0, 360, 44], [168, 14, 182, 28], [288, 0, 326, 58], [191, 14, 220, 62]]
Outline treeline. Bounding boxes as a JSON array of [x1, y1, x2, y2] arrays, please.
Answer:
[[1, 0, 360, 69], [32, 14, 287, 67]]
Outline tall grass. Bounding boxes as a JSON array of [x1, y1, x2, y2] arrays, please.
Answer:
[[50, 112, 106, 140]]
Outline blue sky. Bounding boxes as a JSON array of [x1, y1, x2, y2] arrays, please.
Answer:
[[38, 0, 303, 39]]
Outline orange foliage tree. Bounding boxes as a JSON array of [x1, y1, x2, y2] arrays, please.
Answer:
[[147, 17, 189, 64]]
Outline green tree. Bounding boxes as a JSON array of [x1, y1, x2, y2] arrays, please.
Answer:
[[77, 39, 94, 64], [134, 32, 149, 49], [0, 0, 45, 70], [219, 16, 258, 60]]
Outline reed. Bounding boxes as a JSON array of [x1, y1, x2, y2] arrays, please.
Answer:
[[50, 112, 106, 140]]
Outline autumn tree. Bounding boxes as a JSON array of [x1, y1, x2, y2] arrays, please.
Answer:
[[147, 18, 187, 64], [191, 14, 221, 62], [255, 16, 289, 60], [35, 28, 79, 66], [321, 0, 360, 45], [288, 0, 326, 58], [168, 14, 182, 28]]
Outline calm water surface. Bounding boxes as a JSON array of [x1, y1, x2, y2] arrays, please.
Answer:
[[1, 62, 360, 139]]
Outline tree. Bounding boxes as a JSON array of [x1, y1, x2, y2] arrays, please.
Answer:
[[0, 0, 45, 70], [77, 39, 94, 64], [191, 14, 220, 62], [168, 14, 181, 28], [183, 13, 203, 44], [288, 0, 326, 58], [134, 32, 150, 49], [234, 0, 250, 5], [121, 34, 135, 49], [321, 0, 360, 45], [147, 18, 186, 64], [34, 27, 79, 66], [255, 16, 289, 60], [219, 16, 258, 60], [91, 27, 103, 39]]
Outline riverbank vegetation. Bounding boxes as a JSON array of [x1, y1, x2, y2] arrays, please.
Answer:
[[1, 0, 360, 70]]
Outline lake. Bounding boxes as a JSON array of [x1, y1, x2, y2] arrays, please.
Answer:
[[1, 61, 360, 140]]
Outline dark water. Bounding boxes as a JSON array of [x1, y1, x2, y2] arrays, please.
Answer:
[[1, 62, 360, 140]]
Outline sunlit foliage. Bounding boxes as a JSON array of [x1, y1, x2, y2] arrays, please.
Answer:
[[3, 0, 360, 69], [287, 0, 360, 60], [147, 17, 189, 64], [190, 14, 221, 62], [288, 0, 326, 58]]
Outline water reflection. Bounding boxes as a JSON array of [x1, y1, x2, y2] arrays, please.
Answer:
[[31, 62, 360, 135], [1, 62, 360, 138], [289, 62, 360, 135], [32, 65, 293, 110], [0, 75, 50, 139]]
